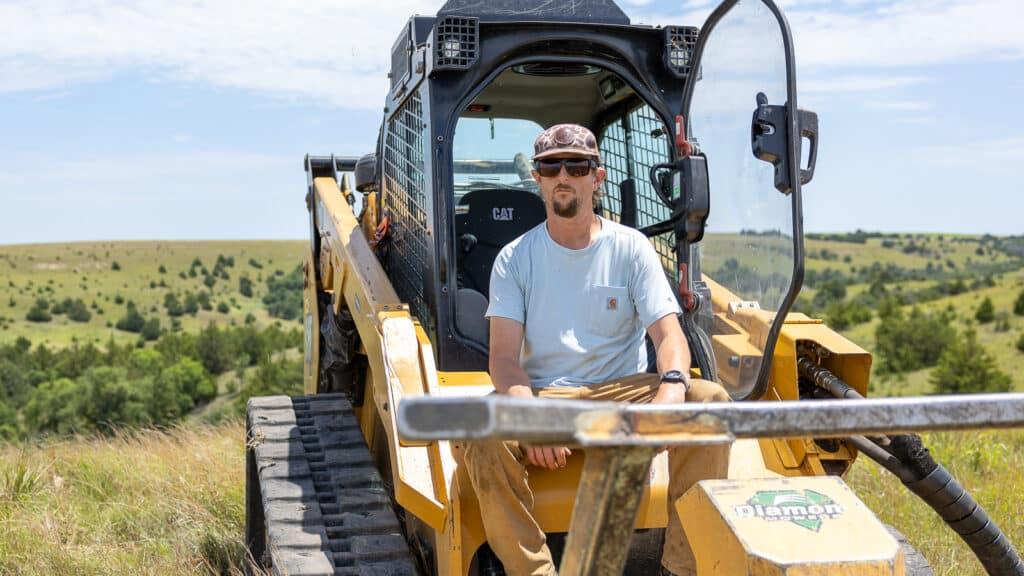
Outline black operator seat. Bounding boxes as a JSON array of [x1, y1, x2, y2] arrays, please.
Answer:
[[455, 188, 547, 299]]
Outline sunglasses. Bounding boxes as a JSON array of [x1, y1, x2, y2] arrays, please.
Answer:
[[533, 158, 597, 178]]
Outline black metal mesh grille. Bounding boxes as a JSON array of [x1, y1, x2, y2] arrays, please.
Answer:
[[599, 105, 677, 281], [383, 92, 431, 329], [435, 16, 479, 70], [664, 26, 699, 78]]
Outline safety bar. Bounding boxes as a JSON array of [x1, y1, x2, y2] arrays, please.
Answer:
[[397, 393, 1024, 446]]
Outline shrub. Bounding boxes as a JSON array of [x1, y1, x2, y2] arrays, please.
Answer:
[[197, 291, 212, 311], [50, 298, 69, 315], [0, 400, 18, 440], [115, 302, 146, 333], [263, 264, 304, 321], [158, 264, 167, 274], [930, 328, 1012, 394], [196, 324, 234, 375], [67, 299, 91, 322], [239, 276, 254, 298], [812, 280, 847, 310], [1017, 333, 1024, 353], [1014, 289, 1024, 316], [111, 261, 121, 271], [140, 318, 162, 342], [25, 304, 51, 323], [975, 297, 995, 324], [825, 299, 873, 330], [183, 292, 199, 316], [217, 302, 230, 314], [164, 293, 183, 317], [875, 306, 955, 374]]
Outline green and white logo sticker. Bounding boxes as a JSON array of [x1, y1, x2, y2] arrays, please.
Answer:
[[733, 489, 845, 532]]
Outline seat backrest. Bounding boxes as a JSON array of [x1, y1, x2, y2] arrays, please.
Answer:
[[455, 189, 547, 298]]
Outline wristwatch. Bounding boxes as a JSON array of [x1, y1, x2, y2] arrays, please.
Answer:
[[660, 370, 691, 392]]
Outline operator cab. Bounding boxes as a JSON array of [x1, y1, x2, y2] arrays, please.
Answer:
[[371, 0, 814, 402], [452, 63, 678, 348]]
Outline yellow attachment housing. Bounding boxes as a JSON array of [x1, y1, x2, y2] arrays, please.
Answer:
[[678, 476, 904, 575]]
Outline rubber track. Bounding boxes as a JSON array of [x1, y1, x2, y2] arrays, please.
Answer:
[[248, 394, 419, 576]]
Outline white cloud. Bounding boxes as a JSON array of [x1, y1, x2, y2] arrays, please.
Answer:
[[0, 0, 443, 109], [786, 0, 1024, 69], [0, 0, 1022, 110]]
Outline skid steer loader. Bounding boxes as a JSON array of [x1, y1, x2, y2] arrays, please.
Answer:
[[245, 0, 1024, 574]]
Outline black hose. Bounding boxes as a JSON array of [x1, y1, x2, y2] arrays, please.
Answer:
[[844, 435, 916, 483], [797, 358, 1024, 575]]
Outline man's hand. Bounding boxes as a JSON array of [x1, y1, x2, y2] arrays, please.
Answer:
[[504, 384, 573, 469], [524, 444, 572, 470], [652, 381, 687, 405]]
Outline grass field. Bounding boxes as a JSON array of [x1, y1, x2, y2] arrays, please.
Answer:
[[849, 429, 1024, 575], [1, 422, 1020, 575], [0, 422, 249, 575], [0, 241, 305, 347]]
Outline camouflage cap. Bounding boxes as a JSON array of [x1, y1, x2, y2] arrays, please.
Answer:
[[532, 123, 600, 162]]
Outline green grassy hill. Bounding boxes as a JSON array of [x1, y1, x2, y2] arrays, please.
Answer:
[[801, 233, 1024, 395], [0, 240, 305, 347]]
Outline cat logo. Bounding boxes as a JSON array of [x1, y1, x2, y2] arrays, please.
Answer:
[[492, 207, 515, 221]]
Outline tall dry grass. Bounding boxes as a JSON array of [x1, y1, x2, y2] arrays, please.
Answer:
[[847, 429, 1024, 575], [1, 420, 1020, 575], [0, 421, 249, 575]]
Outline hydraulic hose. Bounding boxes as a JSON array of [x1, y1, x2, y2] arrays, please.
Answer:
[[798, 358, 1024, 576]]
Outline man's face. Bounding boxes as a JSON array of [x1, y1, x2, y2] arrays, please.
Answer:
[[531, 155, 607, 219]]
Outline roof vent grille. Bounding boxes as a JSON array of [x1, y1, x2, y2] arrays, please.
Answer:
[[435, 16, 479, 71], [664, 26, 699, 78]]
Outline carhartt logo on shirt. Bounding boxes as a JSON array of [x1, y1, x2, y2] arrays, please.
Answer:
[[607, 297, 618, 310]]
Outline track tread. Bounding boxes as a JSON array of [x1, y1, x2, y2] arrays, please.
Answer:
[[248, 394, 418, 576]]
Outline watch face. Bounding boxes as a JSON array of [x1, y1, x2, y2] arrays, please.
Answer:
[[662, 370, 683, 380]]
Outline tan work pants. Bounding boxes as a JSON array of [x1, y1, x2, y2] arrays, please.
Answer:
[[462, 374, 731, 576]]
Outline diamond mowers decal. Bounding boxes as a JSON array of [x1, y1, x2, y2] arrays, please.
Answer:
[[732, 489, 845, 532]]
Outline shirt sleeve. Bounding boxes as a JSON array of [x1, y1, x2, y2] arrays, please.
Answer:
[[485, 242, 526, 323], [632, 237, 682, 329]]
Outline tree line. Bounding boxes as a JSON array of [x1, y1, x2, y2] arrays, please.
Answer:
[[0, 322, 303, 440]]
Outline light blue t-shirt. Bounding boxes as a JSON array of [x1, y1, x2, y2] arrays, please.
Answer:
[[486, 217, 682, 388]]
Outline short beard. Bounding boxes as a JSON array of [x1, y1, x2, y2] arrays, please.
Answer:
[[551, 187, 580, 218]]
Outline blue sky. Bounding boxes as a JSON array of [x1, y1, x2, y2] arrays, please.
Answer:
[[1, 0, 1022, 245]]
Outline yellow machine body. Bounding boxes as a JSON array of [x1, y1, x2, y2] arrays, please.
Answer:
[[678, 477, 904, 575]]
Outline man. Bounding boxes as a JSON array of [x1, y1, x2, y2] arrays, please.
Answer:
[[462, 124, 731, 576]]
